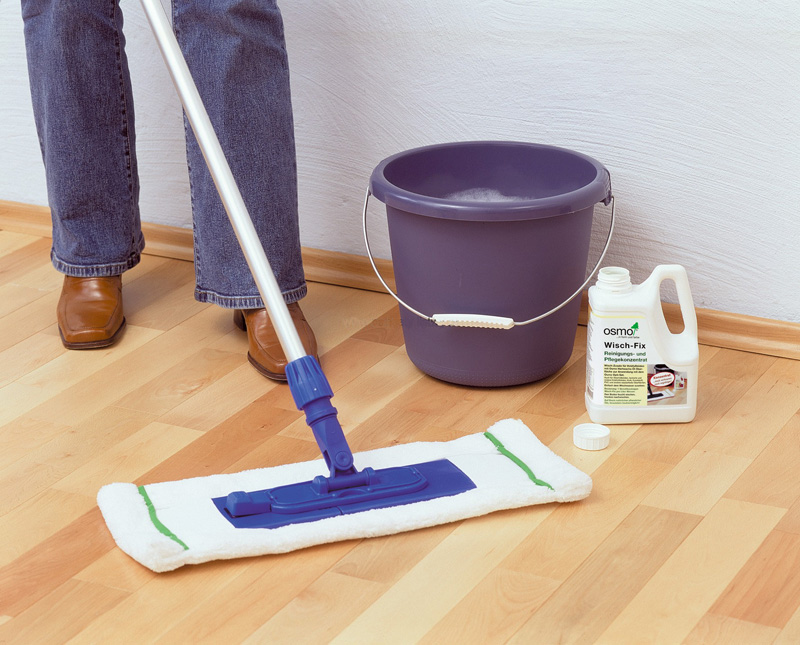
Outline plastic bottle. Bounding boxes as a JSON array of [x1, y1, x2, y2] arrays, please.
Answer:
[[585, 265, 698, 424]]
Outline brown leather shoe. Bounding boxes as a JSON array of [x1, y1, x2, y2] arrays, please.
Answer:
[[233, 303, 318, 381], [57, 275, 126, 349]]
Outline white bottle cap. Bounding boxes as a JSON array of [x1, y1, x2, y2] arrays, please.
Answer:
[[573, 423, 610, 450]]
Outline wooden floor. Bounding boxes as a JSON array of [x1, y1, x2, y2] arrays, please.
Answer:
[[0, 229, 799, 644]]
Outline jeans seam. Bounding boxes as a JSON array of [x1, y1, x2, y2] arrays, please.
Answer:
[[51, 244, 143, 277], [194, 283, 307, 309], [111, 0, 135, 222], [173, 1, 205, 292]]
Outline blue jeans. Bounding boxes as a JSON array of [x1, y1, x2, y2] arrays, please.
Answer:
[[21, 0, 306, 308]]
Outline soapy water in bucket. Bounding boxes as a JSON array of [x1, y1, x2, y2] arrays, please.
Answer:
[[446, 188, 522, 202]]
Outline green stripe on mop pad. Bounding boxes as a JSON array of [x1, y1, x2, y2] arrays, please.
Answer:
[[483, 431, 554, 490], [138, 485, 189, 551], [98, 419, 591, 572]]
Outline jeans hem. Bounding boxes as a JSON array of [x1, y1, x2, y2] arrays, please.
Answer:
[[195, 283, 307, 309], [51, 247, 143, 277]]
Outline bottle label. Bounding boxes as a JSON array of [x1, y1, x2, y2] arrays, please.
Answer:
[[586, 310, 688, 407]]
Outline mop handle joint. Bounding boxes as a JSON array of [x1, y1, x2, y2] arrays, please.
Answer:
[[286, 356, 358, 479]]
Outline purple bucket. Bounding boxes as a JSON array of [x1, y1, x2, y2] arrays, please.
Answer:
[[366, 141, 613, 387]]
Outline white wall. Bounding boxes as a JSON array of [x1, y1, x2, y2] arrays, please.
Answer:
[[2, 1, 798, 322]]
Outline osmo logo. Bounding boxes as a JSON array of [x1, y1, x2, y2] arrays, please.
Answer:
[[604, 322, 639, 336]]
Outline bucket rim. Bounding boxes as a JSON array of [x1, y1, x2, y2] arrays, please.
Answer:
[[369, 140, 612, 222]]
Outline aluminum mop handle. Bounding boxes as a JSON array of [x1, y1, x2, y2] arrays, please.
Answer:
[[139, 0, 306, 363], [141, 0, 361, 480]]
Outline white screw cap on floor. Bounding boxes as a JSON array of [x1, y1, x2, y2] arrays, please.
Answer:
[[573, 423, 611, 451]]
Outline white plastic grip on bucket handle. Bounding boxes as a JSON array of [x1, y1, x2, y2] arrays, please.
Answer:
[[362, 190, 616, 329]]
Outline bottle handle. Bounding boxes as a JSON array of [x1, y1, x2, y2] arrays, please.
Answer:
[[650, 265, 698, 338]]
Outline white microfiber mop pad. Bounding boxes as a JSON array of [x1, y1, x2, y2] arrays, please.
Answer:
[[97, 419, 592, 572]]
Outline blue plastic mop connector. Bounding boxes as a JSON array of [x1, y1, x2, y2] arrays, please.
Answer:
[[285, 355, 357, 480], [214, 355, 477, 529]]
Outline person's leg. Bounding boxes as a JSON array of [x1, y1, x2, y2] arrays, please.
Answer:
[[22, 0, 144, 277], [172, 0, 306, 309], [22, 0, 140, 347]]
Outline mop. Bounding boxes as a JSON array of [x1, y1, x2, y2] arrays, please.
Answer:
[[96, 0, 593, 572]]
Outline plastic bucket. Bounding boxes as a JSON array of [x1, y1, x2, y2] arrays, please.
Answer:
[[366, 141, 613, 387]]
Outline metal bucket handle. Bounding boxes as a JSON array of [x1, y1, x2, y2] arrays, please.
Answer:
[[363, 189, 615, 329]]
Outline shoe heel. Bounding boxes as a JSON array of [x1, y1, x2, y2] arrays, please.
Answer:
[[233, 309, 246, 331]]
